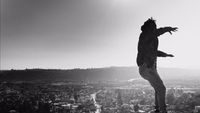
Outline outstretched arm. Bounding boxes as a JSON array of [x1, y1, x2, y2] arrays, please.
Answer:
[[156, 27, 178, 36], [157, 50, 174, 57]]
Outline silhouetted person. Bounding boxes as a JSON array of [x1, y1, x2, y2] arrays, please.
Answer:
[[136, 18, 178, 113]]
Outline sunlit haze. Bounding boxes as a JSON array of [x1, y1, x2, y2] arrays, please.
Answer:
[[1, 0, 200, 70]]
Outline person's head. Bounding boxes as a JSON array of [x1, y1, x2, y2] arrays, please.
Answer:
[[141, 17, 157, 32]]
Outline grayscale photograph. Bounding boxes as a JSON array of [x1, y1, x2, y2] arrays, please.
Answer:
[[1, 0, 200, 113]]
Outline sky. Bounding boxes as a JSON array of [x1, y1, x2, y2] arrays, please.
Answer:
[[1, 0, 200, 70]]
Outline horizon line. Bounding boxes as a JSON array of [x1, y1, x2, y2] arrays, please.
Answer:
[[1, 65, 199, 71]]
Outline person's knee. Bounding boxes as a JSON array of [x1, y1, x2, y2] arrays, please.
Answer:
[[157, 84, 166, 93], [162, 85, 166, 93]]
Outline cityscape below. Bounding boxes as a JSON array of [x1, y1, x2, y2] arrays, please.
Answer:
[[0, 67, 200, 113]]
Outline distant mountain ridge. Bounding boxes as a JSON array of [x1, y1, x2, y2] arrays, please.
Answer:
[[0, 67, 199, 82]]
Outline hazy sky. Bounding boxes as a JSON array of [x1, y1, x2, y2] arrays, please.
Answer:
[[1, 0, 200, 70]]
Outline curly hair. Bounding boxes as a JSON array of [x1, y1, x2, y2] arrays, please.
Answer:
[[141, 18, 157, 32]]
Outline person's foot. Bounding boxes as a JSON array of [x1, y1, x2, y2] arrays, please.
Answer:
[[160, 111, 167, 113], [148, 109, 160, 113]]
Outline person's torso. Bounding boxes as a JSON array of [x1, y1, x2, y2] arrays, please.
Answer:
[[137, 32, 158, 67]]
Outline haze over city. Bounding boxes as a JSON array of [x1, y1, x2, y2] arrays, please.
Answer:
[[1, 0, 200, 70]]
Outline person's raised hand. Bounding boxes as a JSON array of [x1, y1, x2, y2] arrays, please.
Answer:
[[169, 27, 178, 35]]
